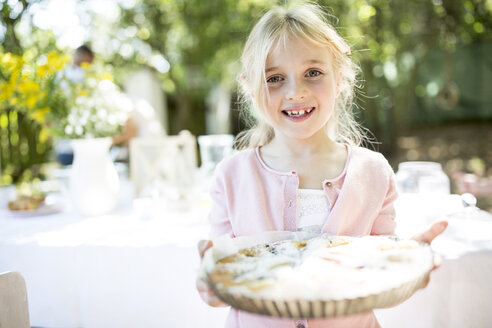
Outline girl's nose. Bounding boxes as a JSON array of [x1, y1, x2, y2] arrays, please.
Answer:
[[285, 79, 306, 101]]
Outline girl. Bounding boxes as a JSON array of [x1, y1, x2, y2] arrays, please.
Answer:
[[198, 2, 447, 327]]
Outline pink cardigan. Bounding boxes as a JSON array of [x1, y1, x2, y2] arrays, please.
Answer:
[[208, 145, 397, 328]]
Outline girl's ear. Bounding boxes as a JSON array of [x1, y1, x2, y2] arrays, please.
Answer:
[[240, 73, 254, 99], [336, 71, 343, 97]]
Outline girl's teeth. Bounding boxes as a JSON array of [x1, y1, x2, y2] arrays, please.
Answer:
[[286, 109, 312, 116]]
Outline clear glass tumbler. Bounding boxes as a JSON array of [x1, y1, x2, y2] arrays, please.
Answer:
[[197, 134, 235, 173], [395, 161, 450, 194]]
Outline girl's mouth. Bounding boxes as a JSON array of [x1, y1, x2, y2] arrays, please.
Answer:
[[281, 107, 315, 121]]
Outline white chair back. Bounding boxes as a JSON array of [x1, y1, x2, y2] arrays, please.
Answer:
[[0, 271, 30, 328], [130, 131, 197, 196]]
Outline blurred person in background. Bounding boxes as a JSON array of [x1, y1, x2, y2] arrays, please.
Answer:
[[55, 45, 95, 166], [112, 98, 166, 162], [64, 45, 94, 83]]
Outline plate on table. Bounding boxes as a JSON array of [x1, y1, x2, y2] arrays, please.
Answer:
[[203, 234, 433, 318]]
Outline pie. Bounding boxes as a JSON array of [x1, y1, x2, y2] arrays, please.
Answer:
[[8, 194, 46, 211], [207, 235, 433, 313]]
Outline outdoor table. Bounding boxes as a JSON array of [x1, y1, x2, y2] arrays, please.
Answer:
[[1, 180, 491, 328]]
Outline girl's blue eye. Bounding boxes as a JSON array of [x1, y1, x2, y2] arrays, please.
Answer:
[[306, 70, 322, 78], [267, 75, 282, 83]]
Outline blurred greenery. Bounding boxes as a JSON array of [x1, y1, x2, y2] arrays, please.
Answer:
[[105, 0, 492, 152], [104, 0, 273, 135], [1, 0, 491, 184], [410, 43, 492, 124]]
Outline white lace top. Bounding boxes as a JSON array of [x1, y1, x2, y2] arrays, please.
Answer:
[[296, 189, 330, 234]]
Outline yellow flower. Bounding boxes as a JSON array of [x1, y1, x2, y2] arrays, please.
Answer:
[[29, 107, 50, 124], [99, 72, 113, 82], [9, 70, 20, 87], [1, 53, 23, 74], [18, 81, 40, 94], [9, 97, 19, 106], [17, 81, 42, 109], [21, 71, 32, 80], [78, 89, 90, 97], [46, 51, 58, 63], [79, 62, 91, 69], [0, 83, 13, 101], [24, 94, 40, 109], [56, 55, 71, 70], [46, 51, 64, 75], [39, 128, 49, 142], [37, 64, 49, 78], [32, 52, 68, 79]]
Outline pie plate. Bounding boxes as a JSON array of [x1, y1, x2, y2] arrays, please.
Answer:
[[203, 234, 433, 319]]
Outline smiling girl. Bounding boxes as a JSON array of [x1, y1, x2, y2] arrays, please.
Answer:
[[197, 2, 446, 327]]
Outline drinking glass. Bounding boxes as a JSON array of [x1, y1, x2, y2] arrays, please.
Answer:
[[395, 161, 450, 194], [197, 134, 234, 174]]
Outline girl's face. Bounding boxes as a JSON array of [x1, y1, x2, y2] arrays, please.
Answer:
[[263, 36, 338, 141]]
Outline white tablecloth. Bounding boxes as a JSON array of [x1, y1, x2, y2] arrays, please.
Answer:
[[1, 188, 491, 328], [375, 194, 492, 327], [0, 179, 229, 328]]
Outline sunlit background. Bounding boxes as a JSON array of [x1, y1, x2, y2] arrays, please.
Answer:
[[1, 2, 492, 328], [1, 0, 491, 208]]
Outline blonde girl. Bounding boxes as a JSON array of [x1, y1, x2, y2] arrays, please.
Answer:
[[197, 2, 447, 327], [236, 2, 362, 151]]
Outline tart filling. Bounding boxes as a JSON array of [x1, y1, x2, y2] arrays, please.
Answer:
[[208, 235, 433, 301]]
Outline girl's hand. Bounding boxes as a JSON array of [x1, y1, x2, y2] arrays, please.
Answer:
[[411, 220, 448, 288], [196, 239, 227, 307], [412, 220, 448, 246]]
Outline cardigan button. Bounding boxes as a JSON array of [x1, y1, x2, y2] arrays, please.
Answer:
[[326, 182, 333, 187]]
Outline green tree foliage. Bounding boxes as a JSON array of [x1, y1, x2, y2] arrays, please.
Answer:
[[0, 0, 54, 183], [0, 0, 30, 54], [106, 0, 492, 152], [317, 0, 492, 152], [106, 0, 273, 135]]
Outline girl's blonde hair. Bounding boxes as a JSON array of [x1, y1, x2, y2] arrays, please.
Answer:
[[236, 2, 366, 150]]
